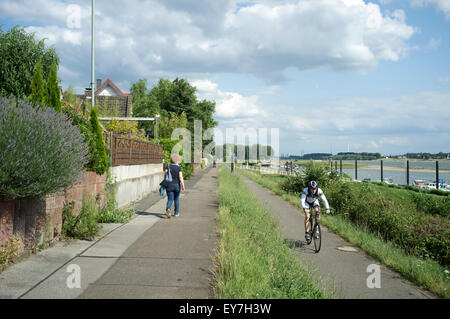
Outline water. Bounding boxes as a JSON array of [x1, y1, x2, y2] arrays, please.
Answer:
[[277, 160, 450, 185], [341, 168, 450, 185], [342, 160, 450, 170]]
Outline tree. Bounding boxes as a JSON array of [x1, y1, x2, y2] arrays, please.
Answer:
[[29, 60, 46, 108], [62, 84, 76, 105], [130, 79, 160, 131], [88, 106, 109, 175], [0, 26, 58, 98], [45, 62, 61, 112]]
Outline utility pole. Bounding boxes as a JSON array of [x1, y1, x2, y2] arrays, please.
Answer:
[[91, 0, 95, 110]]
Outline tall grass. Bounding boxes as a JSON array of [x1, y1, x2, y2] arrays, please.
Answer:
[[238, 167, 450, 298], [213, 166, 331, 298]]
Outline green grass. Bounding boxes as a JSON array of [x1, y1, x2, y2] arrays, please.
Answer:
[[213, 166, 332, 299], [237, 168, 450, 298]]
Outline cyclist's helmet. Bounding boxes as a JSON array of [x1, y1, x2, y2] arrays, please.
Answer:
[[308, 180, 318, 190]]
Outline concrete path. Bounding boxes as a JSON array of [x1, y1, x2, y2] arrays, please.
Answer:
[[0, 167, 218, 299], [238, 173, 435, 299]]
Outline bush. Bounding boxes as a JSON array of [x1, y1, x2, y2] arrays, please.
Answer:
[[103, 118, 147, 141], [62, 106, 110, 175], [97, 173, 135, 223], [0, 98, 88, 199], [89, 107, 109, 175], [0, 236, 24, 272], [325, 181, 450, 266], [62, 197, 100, 240], [410, 192, 450, 218], [280, 161, 341, 195]]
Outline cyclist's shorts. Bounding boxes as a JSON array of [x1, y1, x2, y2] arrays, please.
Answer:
[[304, 200, 320, 210]]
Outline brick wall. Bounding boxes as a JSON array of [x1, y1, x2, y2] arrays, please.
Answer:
[[0, 172, 106, 251]]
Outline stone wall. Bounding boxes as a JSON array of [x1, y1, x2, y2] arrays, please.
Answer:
[[0, 172, 106, 251]]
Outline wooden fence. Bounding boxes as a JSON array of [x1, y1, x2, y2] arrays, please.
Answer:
[[103, 132, 163, 166]]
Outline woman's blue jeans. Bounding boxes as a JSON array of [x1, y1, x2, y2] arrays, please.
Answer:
[[166, 183, 181, 215]]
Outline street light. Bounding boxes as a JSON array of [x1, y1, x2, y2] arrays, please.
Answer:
[[91, 0, 95, 110], [155, 114, 160, 143]]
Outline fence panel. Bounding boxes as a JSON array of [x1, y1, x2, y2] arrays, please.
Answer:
[[111, 135, 163, 166]]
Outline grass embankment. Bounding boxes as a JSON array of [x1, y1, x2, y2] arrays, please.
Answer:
[[238, 168, 450, 298], [213, 166, 331, 298]]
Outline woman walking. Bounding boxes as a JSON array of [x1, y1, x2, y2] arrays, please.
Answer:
[[164, 154, 185, 218]]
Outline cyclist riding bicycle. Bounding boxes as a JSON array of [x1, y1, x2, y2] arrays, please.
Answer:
[[301, 181, 330, 242]]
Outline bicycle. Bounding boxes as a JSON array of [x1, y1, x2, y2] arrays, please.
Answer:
[[305, 210, 327, 253]]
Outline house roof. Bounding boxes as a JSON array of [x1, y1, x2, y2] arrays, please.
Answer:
[[95, 78, 129, 96]]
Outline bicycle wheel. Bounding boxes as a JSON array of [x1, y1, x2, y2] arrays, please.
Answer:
[[313, 223, 321, 253]]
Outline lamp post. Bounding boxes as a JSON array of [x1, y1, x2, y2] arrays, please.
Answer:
[[91, 0, 95, 110], [155, 114, 160, 143]]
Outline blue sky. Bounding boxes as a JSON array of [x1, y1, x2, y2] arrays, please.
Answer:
[[1, 0, 449, 156]]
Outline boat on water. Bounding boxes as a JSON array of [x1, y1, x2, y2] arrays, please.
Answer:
[[413, 179, 426, 188], [383, 178, 394, 184], [425, 182, 437, 190]]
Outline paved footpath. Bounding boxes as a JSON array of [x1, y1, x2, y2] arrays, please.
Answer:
[[0, 167, 218, 299], [238, 173, 435, 299]]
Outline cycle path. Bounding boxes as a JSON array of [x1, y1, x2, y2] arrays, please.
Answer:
[[238, 173, 434, 299]]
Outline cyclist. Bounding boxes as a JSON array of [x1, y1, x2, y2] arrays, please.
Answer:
[[300, 181, 330, 242]]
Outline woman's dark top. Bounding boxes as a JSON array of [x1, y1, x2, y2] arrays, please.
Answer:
[[166, 164, 182, 185]]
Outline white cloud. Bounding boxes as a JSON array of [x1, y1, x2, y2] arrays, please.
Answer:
[[1, 0, 417, 87], [193, 79, 264, 119], [410, 0, 450, 20]]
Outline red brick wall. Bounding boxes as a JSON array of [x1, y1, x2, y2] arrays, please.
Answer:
[[0, 172, 106, 250]]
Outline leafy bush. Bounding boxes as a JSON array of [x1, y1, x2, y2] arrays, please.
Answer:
[[97, 173, 135, 223], [410, 192, 450, 218], [280, 161, 341, 195], [62, 198, 100, 240], [62, 106, 110, 175], [89, 107, 108, 175], [103, 118, 147, 141], [0, 98, 88, 199], [0, 236, 24, 272], [325, 182, 450, 266]]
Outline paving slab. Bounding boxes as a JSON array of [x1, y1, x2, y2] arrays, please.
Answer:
[[78, 167, 219, 299]]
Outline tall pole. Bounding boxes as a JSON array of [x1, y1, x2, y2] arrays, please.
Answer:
[[406, 160, 409, 185], [436, 161, 439, 190], [91, 0, 95, 110]]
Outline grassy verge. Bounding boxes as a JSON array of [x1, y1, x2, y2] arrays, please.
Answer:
[[238, 168, 450, 298], [213, 166, 331, 298]]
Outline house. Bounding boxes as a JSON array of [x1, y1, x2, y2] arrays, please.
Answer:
[[76, 78, 133, 117]]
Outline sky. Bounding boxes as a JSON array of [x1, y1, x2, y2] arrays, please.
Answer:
[[1, 0, 449, 156]]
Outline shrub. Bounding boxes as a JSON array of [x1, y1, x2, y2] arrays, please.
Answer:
[[280, 161, 341, 195], [61, 197, 100, 240], [103, 118, 147, 141], [0, 98, 88, 199], [325, 181, 450, 266], [97, 173, 135, 223], [409, 192, 450, 218], [0, 236, 24, 272], [45, 62, 61, 112], [88, 107, 109, 175]]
